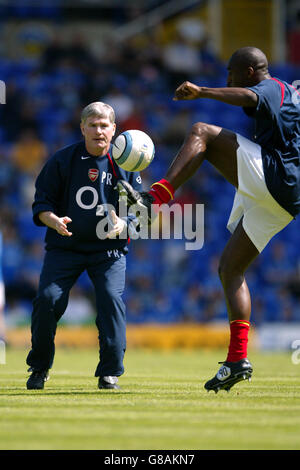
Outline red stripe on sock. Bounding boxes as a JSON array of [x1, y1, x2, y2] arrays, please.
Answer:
[[226, 320, 250, 362], [149, 179, 175, 206]]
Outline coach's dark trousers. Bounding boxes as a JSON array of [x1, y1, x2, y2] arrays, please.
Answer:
[[26, 248, 126, 377]]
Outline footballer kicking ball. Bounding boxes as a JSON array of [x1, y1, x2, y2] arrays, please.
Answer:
[[112, 129, 155, 172]]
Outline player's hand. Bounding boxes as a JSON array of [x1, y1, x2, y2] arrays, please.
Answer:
[[173, 81, 201, 101], [106, 210, 127, 239], [55, 216, 73, 237]]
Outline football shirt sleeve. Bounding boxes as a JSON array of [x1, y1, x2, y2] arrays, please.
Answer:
[[245, 78, 283, 117], [129, 171, 143, 192], [32, 156, 64, 226]]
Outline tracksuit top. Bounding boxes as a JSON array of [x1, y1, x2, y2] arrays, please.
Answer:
[[32, 140, 142, 253]]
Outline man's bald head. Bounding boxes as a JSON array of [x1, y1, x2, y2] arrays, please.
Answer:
[[229, 47, 268, 72], [227, 47, 270, 88]]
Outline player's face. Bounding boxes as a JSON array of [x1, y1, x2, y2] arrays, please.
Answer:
[[227, 62, 254, 88], [227, 66, 245, 87], [81, 114, 116, 156]]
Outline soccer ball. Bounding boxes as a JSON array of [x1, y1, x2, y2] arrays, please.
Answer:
[[112, 129, 155, 172]]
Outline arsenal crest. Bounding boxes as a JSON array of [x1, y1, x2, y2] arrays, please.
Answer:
[[88, 169, 99, 182]]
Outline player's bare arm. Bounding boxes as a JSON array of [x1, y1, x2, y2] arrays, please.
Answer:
[[174, 81, 258, 107], [39, 211, 73, 237]]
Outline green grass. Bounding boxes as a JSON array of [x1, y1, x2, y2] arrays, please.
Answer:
[[0, 347, 300, 450]]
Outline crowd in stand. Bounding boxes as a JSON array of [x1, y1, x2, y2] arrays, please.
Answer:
[[1, 12, 300, 327]]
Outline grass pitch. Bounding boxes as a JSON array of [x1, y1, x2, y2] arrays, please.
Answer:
[[0, 347, 300, 450]]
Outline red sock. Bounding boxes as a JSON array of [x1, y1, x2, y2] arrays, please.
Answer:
[[149, 179, 175, 206], [226, 320, 250, 362]]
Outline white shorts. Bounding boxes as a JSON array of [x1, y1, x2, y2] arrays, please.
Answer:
[[227, 134, 293, 253]]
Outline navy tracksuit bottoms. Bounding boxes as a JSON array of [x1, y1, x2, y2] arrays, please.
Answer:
[[26, 248, 126, 377]]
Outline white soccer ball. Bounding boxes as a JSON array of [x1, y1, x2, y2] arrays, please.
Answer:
[[112, 129, 155, 172]]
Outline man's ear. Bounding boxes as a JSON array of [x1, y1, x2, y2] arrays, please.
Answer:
[[247, 66, 255, 78], [80, 122, 85, 137]]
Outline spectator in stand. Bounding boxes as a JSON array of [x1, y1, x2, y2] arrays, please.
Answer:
[[11, 129, 48, 175], [262, 241, 294, 287], [161, 18, 208, 88], [18, 100, 40, 137], [182, 284, 203, 322], [161, 31, 203, 88], [103, 86, 134, 126], [287, 11, 300, 65], [66, 33, 96, 74], [40, 35, 66, 72]]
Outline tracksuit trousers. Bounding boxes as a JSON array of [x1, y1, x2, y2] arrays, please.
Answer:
[[26, 247, 127, 377]]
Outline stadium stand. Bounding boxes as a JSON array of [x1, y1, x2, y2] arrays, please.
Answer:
[[1, 2, 300, 328]]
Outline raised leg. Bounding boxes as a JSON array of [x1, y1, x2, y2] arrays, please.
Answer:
[[165, 123, 239, 190]]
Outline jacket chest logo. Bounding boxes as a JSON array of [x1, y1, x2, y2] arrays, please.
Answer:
[[88, 168, 99, 182]]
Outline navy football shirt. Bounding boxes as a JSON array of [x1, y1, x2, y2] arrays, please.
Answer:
[[244, 77, 300, 217]]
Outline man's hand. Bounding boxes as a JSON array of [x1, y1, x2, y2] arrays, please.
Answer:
[[115, 180, 155, 226], [55, 216, 73, 237], [39, 211, 73, 236], [173, 81, 201, 101], [106, 210, 127, 239]]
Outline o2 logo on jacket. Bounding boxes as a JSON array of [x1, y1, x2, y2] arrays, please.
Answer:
[[75, 170, 113, 209], [76, 186, 99, 209]]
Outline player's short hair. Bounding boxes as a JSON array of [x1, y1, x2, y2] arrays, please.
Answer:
[[229, 47, 268, 72], [81, 102, 115, 124]]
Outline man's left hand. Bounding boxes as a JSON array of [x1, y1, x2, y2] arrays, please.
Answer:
[[106, 210, 127, 239]]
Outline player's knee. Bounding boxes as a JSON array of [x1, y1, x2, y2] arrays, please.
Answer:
[[218, 259, 244, 284], [34, 284, 66, 313], [218, 256, 233, 281], [34, 292, 53, 310], [190, 122, 208, 137], [190, 122, 215, 140]]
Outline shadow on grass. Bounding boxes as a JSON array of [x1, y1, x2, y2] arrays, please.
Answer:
[[0, 386, 201, 397], [0, 389, 137, 396]]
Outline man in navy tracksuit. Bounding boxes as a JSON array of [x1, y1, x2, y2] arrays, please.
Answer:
[[26, 101, 142, 390]]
